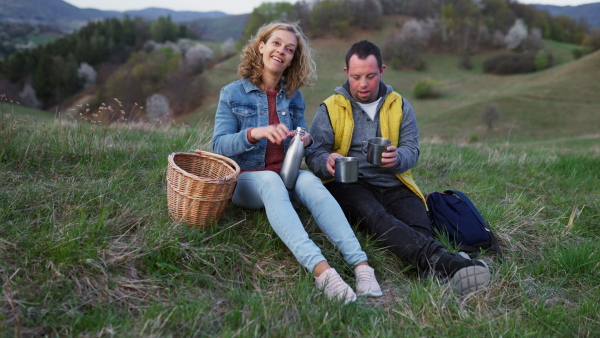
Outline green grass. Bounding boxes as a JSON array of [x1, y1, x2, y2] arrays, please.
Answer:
[[2, 18, 598, 335], [1, 104, 598, 336]]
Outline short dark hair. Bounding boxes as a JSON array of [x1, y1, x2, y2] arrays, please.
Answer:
[[345, 40, 383, 70]]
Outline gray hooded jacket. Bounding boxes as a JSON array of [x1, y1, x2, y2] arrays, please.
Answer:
[[306, 80, 421, 187]]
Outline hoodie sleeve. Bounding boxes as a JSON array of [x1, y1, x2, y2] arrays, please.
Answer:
[[394, 98, 420, 173]]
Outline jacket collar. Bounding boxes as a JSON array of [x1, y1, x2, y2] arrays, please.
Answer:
[[242, 77, 288, 95]]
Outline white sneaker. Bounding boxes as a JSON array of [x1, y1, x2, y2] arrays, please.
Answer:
[[315, 268, 357, 304], [354, 265, 383, 297]]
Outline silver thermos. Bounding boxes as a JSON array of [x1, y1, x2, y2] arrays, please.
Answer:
[[280, 127, 305, 190]]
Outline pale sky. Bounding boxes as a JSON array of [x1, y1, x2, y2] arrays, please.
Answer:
[[63, 0, 599, 16]]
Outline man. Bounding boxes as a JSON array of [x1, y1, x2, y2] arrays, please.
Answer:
[[306, 40, 491, 295]]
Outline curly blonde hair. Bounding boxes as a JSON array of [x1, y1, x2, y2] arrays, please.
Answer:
[[238, 21, 316, 97]]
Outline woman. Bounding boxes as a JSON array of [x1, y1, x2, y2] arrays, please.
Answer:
[[212, 22, 381, 303]]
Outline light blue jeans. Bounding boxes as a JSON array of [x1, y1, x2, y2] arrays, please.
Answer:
[[232, 170, 368, 272]]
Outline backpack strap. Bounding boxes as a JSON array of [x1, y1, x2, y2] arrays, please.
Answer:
[[445, 190, 505, 262]]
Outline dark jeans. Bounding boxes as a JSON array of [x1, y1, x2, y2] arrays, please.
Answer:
[[326, 180, 444, 273]]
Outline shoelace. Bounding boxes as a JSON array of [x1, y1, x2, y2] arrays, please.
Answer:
[[355, 269, 374, 285], [319, 272, 352, 300]]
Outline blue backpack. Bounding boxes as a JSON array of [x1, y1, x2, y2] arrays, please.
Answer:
[[426, 190, 503, 260]]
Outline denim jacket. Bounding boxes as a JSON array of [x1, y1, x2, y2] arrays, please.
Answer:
[[212, 77, 309, 170]]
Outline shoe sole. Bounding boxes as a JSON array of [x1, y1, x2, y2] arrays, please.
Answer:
[[356, 290, 383, 298], [451, 265, 491, 295]]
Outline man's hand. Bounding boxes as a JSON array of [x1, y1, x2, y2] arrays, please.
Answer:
[[300, 131, 313, 147], [379, 145, 398, 168], [326, 153, 343, 176]]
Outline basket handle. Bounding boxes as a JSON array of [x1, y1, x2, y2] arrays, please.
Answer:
[[192, 149, 241, 176]]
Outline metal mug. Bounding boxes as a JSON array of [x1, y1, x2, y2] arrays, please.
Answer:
[[361, 137, 392, 165], [334, 157, 358, 183]]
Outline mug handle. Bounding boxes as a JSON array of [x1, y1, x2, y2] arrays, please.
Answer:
[[362, 140, 368, 155]]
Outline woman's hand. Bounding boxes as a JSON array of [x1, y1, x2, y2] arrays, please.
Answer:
[[251, 124, 290, 144]]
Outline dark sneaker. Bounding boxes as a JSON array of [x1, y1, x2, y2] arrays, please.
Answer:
[[450, 263, 491, 295], [434, 251, 491, 295]]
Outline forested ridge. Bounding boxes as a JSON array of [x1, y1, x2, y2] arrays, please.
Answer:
[[0, 0, 598, 122]]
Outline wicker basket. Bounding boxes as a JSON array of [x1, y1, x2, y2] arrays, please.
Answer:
[[166, 150, 240, 228]]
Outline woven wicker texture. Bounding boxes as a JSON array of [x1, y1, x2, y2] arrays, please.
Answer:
[[166, 151, 240, 227]]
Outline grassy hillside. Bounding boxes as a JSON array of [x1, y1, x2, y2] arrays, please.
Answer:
[[2, 20, 598, 335], [1, 108, 598, 335], [186, 29, 599, 151]]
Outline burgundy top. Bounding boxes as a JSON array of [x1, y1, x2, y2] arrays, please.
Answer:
[[244, 90, 284, 173]]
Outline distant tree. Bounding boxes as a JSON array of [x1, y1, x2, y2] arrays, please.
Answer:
[[289, 0, 312, 33], [185, 43, 213, 74], [146, 93, 172, 123], [402, 18, 436, 48], [521, 27, 544, 52], [52, 54, 79, 102], [32, 54, 54, 105], [504, 19, 528, 50], [349, 0, 383, 30], [78, 62, 97, 88], [384, 18, 434, 70], [151, 16, 180, 43], [482, 103, 501, 130], [491, 29, 506, 48], [18, 83, 41, 109], [481, 0, 516, 33], [4, 50, 28, 82], [242, 2, 294, 43], [310, 0, 353, 38], [439, 0, 481, 53], [379, 0, 411, 15], [176, 38, 195, 55], [582, 31, 600, 52], [408, 0, 434, 20], [220, 38, 237, 59]]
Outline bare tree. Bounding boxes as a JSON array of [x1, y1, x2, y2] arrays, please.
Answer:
[[482, 103, 501, 130]]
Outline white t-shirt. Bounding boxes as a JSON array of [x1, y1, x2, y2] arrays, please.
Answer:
[[357, 98, 381, 120]]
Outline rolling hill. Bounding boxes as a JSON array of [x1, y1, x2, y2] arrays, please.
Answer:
[[533, 2, 600, 28], [0, 0, 229, 31], [186, 27, 600, 149]]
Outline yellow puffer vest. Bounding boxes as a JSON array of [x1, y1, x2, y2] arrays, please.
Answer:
[[323, 92, 426, 205]]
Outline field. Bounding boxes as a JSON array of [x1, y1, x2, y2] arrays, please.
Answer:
[[1, 28, 599, 335]]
